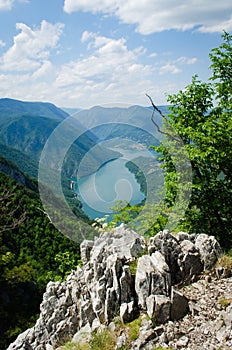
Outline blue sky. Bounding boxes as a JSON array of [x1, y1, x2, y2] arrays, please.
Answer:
[[0, 0, 231, 108]]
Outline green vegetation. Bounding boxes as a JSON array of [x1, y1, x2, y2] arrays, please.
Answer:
[[110, 32, 232, 250], [152, 32, 232, 248], [60, 317, 144, 350], [0, 170, 88, 349], [126, 317, 142, 342], [219, 298, 232, 308], [216, 254, 232, 271], [129, 259, 138, 276]]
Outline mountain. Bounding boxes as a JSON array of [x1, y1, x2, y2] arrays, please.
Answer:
[[0, 142, 38, 179], [61, 107, 82, 115], [0, 98, 69, 120], [7, 227, 229, 350], [72, 105, 169, 146], [0, 98, 121, 178], [0, 155, 37, 191]]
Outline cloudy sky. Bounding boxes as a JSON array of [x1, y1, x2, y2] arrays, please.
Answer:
[[0, 0, 231, 108]]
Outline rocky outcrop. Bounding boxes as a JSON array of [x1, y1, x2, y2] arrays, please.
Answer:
[[131, 277, 232, 350], [7, 225, 225, 350]]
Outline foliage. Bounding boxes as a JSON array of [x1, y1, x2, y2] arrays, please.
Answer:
[[110, 201, 168, 236], [0, 171, 85, 349], [150, 32, 232, 248]]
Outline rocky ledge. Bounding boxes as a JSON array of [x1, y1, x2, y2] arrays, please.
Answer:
[[7, 224, 231, 350]]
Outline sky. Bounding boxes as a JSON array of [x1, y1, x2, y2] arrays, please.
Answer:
[[0, 0, 231, 109]]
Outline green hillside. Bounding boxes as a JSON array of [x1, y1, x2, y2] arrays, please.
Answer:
[[0, 143, 38, 179], [0, 99, 121, 179], [0, 98, 68, 120], [0, 167, 93, 349]]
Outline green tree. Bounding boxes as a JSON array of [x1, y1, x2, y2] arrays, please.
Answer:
[[152, 32, 232, 248]]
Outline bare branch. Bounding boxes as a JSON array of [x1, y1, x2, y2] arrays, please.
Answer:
[[146, 93, 180, 143]]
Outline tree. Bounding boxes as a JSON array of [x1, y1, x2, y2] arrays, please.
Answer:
[[151, 32, 232, 248]]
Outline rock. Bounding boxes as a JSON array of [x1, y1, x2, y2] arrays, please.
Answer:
[[72, 323, 92, 344], [176, 335, 189, 347], [221, 304, 232, 329], [115, 333, 127, 349], [178, 239, 203, 281], [152, 295, 171, 325], [146, 295, 156, 319], [7, 227, 226, 350], [120, 301, 135, 323], [135, 252, 171, 309], [148, 230, 182, 284], [170, 288, 189, 321], [195, 234, 223, 270], [80, 240, 94, 265]]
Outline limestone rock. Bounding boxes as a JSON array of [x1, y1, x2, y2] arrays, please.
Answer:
[[7, 227, 225, 350], [135, 251, 171, 309], [170, 288, 189, 321], [195, 233, 223, 270]]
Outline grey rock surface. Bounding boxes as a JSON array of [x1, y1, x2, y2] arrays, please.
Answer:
[[7, 226, 228, 350]]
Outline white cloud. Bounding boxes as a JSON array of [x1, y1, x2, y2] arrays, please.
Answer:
[[63, 0, 232, 34], [176, 57, 197, 65], [0, 0, 13, 10], [55, 32, 154, 106], [0, 0, 30, 11], [0, 39, 5, 47], [63, 0, 118, 14], [160, 63, 181, 75], [198, 16, 232, 33], [31, 60, 53, 79], [149, 52, 157, 58], [0, 20, 64, 72]]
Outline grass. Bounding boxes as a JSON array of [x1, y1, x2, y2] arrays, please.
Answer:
[[60, 329, 116, 350], [60, 316, 144, 350], [126, 317, 143, 343], [129, 259, 138, 276], [216, 254, 232, 272], [219, 297, 232, 308], [90, 330, 116, 350]]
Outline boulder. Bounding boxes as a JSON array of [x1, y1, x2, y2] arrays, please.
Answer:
[[135, 252, 171, 309], [170, 288, 189, 321], [195, 234, 223, 270]]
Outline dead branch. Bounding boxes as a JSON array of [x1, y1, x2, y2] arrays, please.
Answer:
[[146, 93, 180, 143]]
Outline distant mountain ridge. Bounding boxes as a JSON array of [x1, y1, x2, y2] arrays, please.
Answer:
[[0, 98, 121, 178], [0, 98, 69, 120], [73, 104, 169, 145]]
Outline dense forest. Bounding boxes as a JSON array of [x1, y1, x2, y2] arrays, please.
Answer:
[[0, 166, 88, 349]]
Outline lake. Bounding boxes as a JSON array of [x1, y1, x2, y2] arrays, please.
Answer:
[[75, 140, 154, 219]]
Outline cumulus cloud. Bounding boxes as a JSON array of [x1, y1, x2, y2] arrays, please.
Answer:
[[0, 39, 6, 47], [55, 32, 154, 105], [0, 0, 13, 10], [160, 63, 181, 75], [63, 0, 232, 34], [159, 56, 197, 75], [176, 57, 197, 65], [0, 20, 64, 71], [0, 0, 30, 11]]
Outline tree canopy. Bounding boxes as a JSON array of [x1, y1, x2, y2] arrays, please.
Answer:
[[152, 32, 232, 247]]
